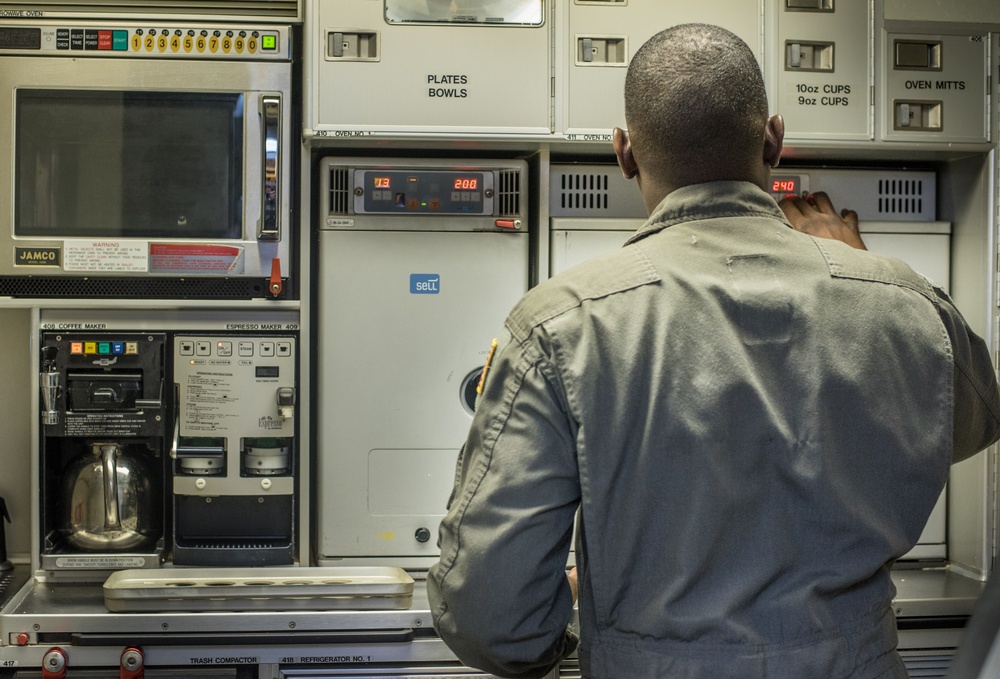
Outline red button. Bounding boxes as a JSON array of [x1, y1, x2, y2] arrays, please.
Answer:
[[98, 30, 113, 49], [16, 632, 28, 645], [495, 219, 520, 230]]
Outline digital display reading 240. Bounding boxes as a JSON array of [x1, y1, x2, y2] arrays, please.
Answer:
[[771, 177, 800, 194]]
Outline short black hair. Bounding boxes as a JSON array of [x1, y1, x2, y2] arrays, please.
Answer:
[[624, 24, 769, 180]]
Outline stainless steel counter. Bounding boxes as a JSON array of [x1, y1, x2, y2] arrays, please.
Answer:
[[0, 568, 984, 674], [891, 568, 985, 618]]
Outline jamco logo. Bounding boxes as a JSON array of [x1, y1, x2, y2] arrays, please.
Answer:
[[15, 247, 60, 266]]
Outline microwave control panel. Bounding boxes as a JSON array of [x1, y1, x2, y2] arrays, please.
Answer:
[[0, 21, 290, 60]]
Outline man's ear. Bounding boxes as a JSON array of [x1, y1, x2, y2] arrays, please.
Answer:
[[763, 114, 785, 169], [613, 127, 638, 179]]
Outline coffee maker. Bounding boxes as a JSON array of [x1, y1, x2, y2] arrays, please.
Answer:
[[38, 332, 167, 574], [37, 313, 300, 576]]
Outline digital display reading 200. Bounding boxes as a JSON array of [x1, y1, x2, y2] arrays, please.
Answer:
[[361, 169, 489, 214]]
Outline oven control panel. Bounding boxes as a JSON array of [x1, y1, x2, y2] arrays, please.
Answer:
[[0, 21, 290, 59]]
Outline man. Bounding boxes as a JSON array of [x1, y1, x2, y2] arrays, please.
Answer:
[[428, 23, 1000, 678]]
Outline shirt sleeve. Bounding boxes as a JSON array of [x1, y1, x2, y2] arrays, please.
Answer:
[[428, 330, 580, 679], [933, 287, 1000, 462]]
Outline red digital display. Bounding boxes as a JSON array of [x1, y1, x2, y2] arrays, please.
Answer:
[[771, 178, 799, 193], [454, 177, 478, 190], [374, 176, 391, 188]]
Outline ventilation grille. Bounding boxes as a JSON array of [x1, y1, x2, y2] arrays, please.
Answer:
[[496, 169, 521, 217], [878, 178, 926, 216], [0, 0, 299, 17], [176, 538, 291, 549], [557, 172, 612, 212], [327, 167, 351, 216], [558, 660, 583, 678], [899, 649, 955, 678], [556, 651, 954, 677], [0, 276, 285, 299]]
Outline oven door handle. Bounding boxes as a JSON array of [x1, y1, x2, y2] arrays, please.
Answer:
[[258, 95, 281, 242], [170, 383, 180, 460]]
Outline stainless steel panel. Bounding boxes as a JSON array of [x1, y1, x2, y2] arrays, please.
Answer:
[[307, 0, 551, 135], [315, 229, 528, 561], [880, 32, 989, 144], [772, 0, 873, 141], [556, 0, 763, 137]]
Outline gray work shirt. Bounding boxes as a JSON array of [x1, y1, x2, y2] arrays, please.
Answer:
[[428, 180, 1000, 679]]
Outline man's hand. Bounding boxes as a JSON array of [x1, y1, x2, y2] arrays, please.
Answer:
[[778, 191, 867, 250], [567, 567, 579, 605]]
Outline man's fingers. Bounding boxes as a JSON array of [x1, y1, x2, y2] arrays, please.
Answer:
[[777, 196, 805, 222], [807, 191, 837, 215], [840, 208, 860, 230]]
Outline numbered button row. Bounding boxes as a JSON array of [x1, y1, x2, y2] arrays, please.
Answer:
[[54, 28, 279, 55]]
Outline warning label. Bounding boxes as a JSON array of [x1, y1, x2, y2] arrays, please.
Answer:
[[149, 243, 244, 275], [63, 240, 148, 272]]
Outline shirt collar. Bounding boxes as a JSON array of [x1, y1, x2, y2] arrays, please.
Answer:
[[625, 180, 792, 246]]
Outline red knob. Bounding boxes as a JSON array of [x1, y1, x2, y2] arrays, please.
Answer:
[[41, 647, 67, 679], [120, 646, 145, 679]]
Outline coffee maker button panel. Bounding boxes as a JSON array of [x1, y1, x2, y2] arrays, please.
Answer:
[[179, 340, 194, 356], [238, 341, 254, 357], [216, 341, 233, 357], [259, 342, 275, 357]]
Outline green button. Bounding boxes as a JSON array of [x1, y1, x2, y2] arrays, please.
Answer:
[[98, 342, 111, 354], [112, 30, 128, 50], [262, 34, 277, 50]]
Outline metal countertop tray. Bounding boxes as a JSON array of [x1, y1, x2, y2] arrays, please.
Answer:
[[103, 566, 414, 613]]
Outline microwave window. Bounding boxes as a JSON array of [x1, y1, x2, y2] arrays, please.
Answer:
[[15, 90, 243, 239], [385, 0, 543, 25]]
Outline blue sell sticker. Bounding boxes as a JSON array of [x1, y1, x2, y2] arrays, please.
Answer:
[[410, 273, 440, 294]]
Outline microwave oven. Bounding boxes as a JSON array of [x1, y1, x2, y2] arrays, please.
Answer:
[[0, 20, 296, 299]]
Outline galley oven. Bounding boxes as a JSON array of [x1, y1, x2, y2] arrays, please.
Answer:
[[0, 19, 296, 300]]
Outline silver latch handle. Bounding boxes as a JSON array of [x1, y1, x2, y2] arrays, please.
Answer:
[[259, 95, 281, 242]]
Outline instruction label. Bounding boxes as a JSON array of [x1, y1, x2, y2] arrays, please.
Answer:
[[182, 370, 241, 432], [56, 556, 147, 568], [64, 412, 148, 437]]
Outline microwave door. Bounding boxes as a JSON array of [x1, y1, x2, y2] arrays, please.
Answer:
[[14, 89, 243, 240]]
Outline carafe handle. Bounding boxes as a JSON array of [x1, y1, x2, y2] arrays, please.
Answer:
[[100, 444, 122, 530]]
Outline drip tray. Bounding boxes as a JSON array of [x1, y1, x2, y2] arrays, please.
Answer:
[[103, 566, 414, 612]]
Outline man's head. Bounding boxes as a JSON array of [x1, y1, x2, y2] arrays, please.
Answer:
[[614, 23, 783, 211]]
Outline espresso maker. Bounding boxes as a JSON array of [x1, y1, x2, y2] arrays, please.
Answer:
[[37, 311, 300, 576]]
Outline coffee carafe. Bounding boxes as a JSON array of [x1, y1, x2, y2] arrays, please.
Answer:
[[61, 443, 161, 552]]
